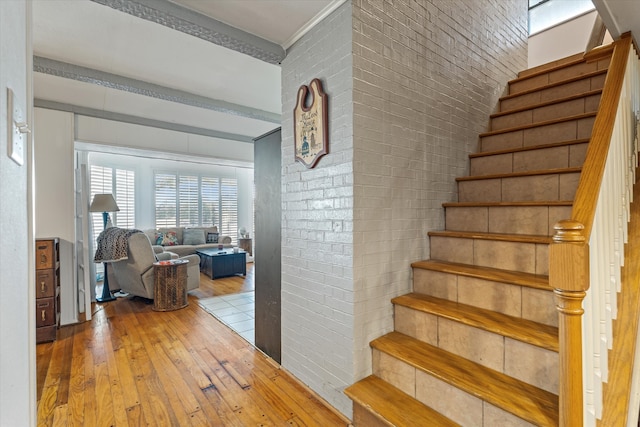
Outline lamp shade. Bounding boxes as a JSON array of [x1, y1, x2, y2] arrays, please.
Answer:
[[89, 194, 120, 213]]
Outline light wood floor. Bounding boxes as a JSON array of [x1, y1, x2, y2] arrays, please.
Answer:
[[37, 264, 350, 426]]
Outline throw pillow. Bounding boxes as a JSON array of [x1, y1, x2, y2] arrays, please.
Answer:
[[160, 231, 179, 246], [206, 232, 219, 243], [183, 228, 206, 245]]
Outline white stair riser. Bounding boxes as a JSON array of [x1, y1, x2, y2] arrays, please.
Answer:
[[393, 307, 558, 394], [492, 94, 601, 131], [372, 349, 540, 427], [480, 116, 595, 153], [444, 205, 572, 237], [502, 73, 606, 111], [470, 143, 587, 176], [412, 268, 557, 327], [429, 236, 548, 275], [458, 172, 580, 203]]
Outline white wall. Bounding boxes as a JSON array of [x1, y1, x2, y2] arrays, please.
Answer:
[[0, 0, 34, 425], [281, 2, 354, 416], [529, 10, 609, 68], [76, 116, 255, 164], [34, 108, 77, 325], [281, 0, 528, 418]]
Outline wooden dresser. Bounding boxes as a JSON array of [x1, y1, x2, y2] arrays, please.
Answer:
[[35, 238, 60, 343]]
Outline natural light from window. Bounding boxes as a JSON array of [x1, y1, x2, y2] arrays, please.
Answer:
[[529, 0, 595, 35]]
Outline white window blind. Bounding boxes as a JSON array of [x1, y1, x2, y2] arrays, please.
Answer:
[[201, 177, 220, 227], [154, 173, 237, 242], [155, 173, 177, 228], [90, 165, 136, 230], [115, 169, 135, 228], [89, 165, 136, 277], [179, 175, 199, 227], [220, 178, 238, 240]]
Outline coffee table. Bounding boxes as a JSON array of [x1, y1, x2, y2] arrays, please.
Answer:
[[196, 248, 247, 279]]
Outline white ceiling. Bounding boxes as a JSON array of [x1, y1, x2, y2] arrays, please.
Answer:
[[32, 0, 343, 142], [32, 0, 639, 144]]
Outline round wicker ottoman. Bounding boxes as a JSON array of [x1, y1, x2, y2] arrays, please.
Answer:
[[152, 259, 189, 311]]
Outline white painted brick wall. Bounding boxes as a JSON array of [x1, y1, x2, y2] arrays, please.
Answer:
[[281, 0, 527, 418], [281, 1, 355, 417]]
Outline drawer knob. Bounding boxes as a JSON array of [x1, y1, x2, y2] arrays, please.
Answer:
[[40, 282, 46, 293], [41, 310, 46, 322]]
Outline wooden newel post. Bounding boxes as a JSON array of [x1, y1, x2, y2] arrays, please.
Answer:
[[550, 219, 589, 427]]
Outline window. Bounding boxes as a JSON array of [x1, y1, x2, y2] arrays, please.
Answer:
[[90, 165, 136, 277], [154, 173, 238, 242], [529, 0, 595, 35], [90, 165, 136, 231]]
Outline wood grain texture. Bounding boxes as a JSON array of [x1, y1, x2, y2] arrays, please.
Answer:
[[479, 112, 597, 138], [490, 89, 603, 119], [503, 69, 608, 101], [411, 259, 550, 290], [37, 266, 349, 427], [427, 230, 552, 244], [371, 332, 559, 426], [570, 35, 632, 236], [550, 35, 632, 426], [392, 293, 558, 352], [345, 376, 459, 427], [469, 138, 590, 159], [456, 167, 582, 182]]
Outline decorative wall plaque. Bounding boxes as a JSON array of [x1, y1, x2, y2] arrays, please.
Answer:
[[294, 78, 328, 168]]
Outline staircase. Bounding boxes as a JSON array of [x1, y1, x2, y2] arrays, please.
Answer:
[[345, 48, 614, 426]]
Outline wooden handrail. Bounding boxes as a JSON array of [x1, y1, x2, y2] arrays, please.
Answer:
[[571, 35, 632, 237], [551, 34, 634, 427]]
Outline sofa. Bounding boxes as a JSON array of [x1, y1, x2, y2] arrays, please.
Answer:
[[143, 226, 233, 257], [109, 232, 201, 299]]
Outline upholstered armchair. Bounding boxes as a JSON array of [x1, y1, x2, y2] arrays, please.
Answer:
[[109, 232, 200, 299]]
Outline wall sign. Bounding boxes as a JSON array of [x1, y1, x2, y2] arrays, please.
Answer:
[[294, 78, 328, 169]]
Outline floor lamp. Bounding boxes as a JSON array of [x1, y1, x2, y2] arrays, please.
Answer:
[[89, 193, 120, 303]]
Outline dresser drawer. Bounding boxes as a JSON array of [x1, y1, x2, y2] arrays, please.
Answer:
[[36, 298, 56, 327], [35, 269, 56, 298], [36, 240, 56, 270]]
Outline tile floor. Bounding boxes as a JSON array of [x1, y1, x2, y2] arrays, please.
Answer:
[[198, 291, 255, 344]]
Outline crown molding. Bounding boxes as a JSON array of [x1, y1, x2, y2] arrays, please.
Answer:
[[90, 0, 286, 64], [34, 56, 280, 124], [282, 0, 348, 50]]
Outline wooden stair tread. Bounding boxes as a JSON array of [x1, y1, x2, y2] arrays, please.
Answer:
[[344, 375, 459, 427], [392, 293, 558, 351], [372, 331, 559, 426], [470, 138, 589, 158], [411, 259, 550, 290], [491, 89, 602, 119], [479, 112, 597, 138], [515, 43, 611, 79], [428, 230, 552, 244], [442, 200, 572, 207], [501, 69, 607, 101], [456, 166, 581, 182], [515, 52, 587, 79]]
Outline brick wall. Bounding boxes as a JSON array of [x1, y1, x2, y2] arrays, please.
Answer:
[[281, 0, 528, 417], [280, 1, 355, 416]]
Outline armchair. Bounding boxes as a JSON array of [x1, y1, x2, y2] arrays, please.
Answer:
[[109, 232, 200, 299]]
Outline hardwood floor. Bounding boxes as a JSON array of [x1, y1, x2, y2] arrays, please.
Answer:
[[37, 264, 350, 426]]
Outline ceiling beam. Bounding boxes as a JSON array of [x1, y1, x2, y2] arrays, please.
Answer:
[[34, 56, 281, 124], [90, 0, 286, 64], [34, 99, 256, 143]]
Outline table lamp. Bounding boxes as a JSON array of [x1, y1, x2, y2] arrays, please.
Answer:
[[89, 193, 120, 302]]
